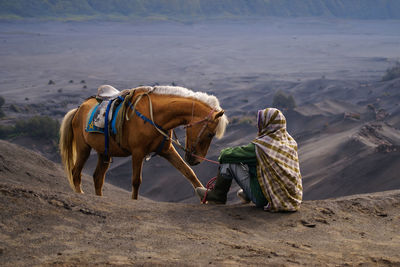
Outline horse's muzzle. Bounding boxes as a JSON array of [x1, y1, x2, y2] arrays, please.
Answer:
[[185, 152, 201, 166]]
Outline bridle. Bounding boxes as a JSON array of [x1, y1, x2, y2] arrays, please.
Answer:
[[183, 102, 216, 155], [126, 90, 219, 164]]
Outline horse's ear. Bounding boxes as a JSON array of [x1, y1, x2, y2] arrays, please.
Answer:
[[214, 110, 225, 120]]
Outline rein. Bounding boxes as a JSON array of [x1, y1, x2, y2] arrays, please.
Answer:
[[126, 90, 219, 165]]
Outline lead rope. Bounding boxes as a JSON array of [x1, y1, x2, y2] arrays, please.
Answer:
[[190, 153, 220, 165], [202, 176, 217, 204]]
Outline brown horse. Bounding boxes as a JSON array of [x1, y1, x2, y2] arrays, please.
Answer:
[[59, 86, 228, 199]]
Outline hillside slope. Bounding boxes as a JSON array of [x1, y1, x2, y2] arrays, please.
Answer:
[[1, 140, 400, 266], [1, 0, 400, 20], [299, 121, 400, 199]]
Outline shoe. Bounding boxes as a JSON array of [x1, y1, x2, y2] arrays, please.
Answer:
[[195, 174, 232, 204], [237, 189, 251, 204]]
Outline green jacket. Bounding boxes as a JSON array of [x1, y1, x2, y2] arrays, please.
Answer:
[[218, 143, 267, 206]]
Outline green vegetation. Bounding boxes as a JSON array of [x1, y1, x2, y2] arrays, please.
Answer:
[[1, 0, 399, 21], [272, 91, 296, 110], [0, 116, 60, 141], [9, 104, 20, 113], [382, 62, 400, 81]]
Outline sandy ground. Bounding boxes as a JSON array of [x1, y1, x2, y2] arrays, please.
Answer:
[[1, 140, 400, 266], [0, 19, 399, 203]]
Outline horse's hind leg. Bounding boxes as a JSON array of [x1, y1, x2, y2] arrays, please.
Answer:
[[72, 144, 91, 193], [131, 154, 144, 200], [93, 153, 111, 196]]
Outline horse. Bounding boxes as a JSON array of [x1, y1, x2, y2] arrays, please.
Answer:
[[59, 85, 228, 199]]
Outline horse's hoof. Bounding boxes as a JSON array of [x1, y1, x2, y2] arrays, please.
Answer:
[[195, 187, 206, 200], [75, 188, 84, 194]]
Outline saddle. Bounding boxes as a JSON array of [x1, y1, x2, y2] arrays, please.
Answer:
[[85, 85, 127, 157], [96, 85, 121, 100], [86, 85, 167, 158], [86, 85, 126, 134]]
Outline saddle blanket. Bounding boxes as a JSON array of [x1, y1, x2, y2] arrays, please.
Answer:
[[86, 99, 123, 135]]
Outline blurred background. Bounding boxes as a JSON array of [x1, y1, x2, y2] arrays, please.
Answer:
[[0, 0, 399, 203]]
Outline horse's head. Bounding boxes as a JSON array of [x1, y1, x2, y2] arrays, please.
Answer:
[[185, 109, 228, 165]]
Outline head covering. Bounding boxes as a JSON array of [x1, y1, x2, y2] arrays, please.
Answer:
[[252, 108, 302, 211]]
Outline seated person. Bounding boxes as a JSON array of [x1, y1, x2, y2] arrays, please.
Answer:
[[196, 108, 302, 212]]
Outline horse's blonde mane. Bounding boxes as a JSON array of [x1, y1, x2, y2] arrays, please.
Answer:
[[137, 85, 228, 138], [153, 86, 221, 109]]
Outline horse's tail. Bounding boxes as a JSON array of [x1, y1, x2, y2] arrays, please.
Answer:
[[59, 108, 78, 191]]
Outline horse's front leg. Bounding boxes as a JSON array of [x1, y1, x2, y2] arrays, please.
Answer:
[[160, 145, 204, 189], [131, 155, 144, 199]]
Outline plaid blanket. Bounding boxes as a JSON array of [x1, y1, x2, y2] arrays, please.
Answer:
[[252, 108, 302, 211]]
